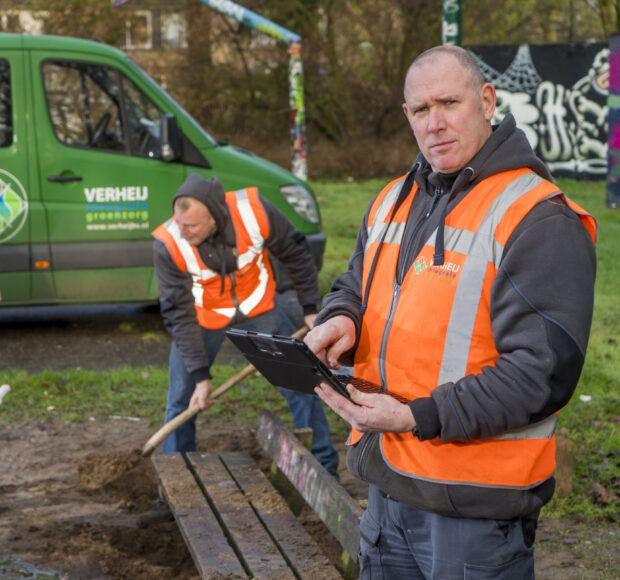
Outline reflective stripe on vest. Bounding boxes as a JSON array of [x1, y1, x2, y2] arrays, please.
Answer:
[[152, 187, 275, 329], [352, 168, 597, 488]]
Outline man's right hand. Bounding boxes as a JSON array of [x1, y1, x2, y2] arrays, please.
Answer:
[[189, 379, 213, 410], [304, 315, 356, 370]]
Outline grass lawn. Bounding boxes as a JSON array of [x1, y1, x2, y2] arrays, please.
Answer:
[[1, 177, 617, 522]]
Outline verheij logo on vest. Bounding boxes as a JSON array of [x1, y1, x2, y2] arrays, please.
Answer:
[[413, 256, 428, 274], [0, 169, 28, 244]]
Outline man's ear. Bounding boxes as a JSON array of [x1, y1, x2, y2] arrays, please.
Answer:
[[481, 83, 496, 121]]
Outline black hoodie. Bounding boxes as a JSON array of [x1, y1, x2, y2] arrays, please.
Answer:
[[316, 114, 596, 517]]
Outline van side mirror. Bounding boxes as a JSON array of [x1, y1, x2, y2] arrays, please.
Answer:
[[160, 114, 181, 162]]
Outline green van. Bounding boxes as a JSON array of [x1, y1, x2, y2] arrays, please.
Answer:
[[0, 33, 324, 307]]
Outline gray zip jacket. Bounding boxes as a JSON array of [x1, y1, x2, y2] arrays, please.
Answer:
[[317, 114, 597, 518], [154, 194, 319, 384]]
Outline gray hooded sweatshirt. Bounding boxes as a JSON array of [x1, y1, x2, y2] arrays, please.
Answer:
[[316, 114, 596, 519]]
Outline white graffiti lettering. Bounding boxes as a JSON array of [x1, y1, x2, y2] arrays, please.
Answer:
[[443, 0, 460, 14], [477, 45, 609, 177]]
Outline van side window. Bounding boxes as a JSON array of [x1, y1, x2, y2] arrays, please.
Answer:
[[42, 60, 165, 160], [0, 59, 12, 148], [43, 61, 125, 152], [121, 75, 164, 159]]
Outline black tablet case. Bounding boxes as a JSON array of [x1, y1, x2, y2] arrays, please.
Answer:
[[225, 328, 351, 398]]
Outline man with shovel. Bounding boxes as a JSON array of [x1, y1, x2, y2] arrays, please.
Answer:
[[138, 173, 339, 527]]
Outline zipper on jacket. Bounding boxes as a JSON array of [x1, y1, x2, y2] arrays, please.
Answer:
[[356, 431, 379, 479], [378, 280, 402, 391], [377, 186, 442, 393], [228, 273, 242, 313], [426, 186, 442, 217], [396, 185, 442, 285]]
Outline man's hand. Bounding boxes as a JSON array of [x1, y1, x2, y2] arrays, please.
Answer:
[[315, 382, 416, 434], [304, 315, 356, 370], [303, 313, 318, 330], [189, 379, 212, 410]]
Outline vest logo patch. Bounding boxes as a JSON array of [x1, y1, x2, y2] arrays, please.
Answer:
[[413, 256, 428, 274], [427, 259, 461, 281], [414, 256, 461, 282]]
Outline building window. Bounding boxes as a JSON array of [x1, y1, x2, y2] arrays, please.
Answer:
[[0, 10, 46, 34], [162, 12, 187, 49], [123, 10, 152, 50]]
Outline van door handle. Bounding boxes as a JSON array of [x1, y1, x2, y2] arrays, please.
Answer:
[[47, 175, 83, 183]]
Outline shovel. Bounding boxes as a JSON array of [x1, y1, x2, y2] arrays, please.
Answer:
[[141, 325, 308, 457]]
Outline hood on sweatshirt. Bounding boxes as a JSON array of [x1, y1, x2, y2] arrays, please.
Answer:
[[172, 173, 233, 293], [172, 173, 229, 233]]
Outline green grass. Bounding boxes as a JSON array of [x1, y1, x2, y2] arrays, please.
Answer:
[[542, 179, 620, 522], [313, 178, 387, 295], [0, 177, 617, 521]]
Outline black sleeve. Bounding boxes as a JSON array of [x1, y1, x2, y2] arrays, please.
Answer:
[[412, 198, 597, 441], [260, 197, 320, 313], [153, 240, 212, 382]]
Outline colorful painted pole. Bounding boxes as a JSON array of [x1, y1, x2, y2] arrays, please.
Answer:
[[442, 0, 462, 46], [112, 0, 307, 179], [199, 0, 307, 180]]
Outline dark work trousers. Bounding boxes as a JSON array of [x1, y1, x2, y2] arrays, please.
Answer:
[[358, 484, 538, 579]]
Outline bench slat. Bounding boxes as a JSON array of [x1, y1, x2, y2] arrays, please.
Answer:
[[151, 453, 246, 578], [255, 410, 363, 560], [220, 451, 341, 579], [187, 452, 295, 580]]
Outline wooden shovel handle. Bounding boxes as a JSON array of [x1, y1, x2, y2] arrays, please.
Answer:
[[141, 326, 308, 456]]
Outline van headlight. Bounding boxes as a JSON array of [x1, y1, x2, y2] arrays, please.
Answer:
[[280, 184, 320, 224]]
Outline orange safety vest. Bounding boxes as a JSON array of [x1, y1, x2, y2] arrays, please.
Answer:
[[152, 187, 276, 329], [350, 168, 597, 489]]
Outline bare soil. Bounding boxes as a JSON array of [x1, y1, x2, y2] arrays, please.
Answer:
[[0, 305, 617, 579]]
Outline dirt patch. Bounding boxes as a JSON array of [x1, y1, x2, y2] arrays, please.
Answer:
[[0, 417, 355, 579], [0, 306, 618, 579], [2, 418, 617, 580]]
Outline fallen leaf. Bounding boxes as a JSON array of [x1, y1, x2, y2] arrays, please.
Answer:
[[588, 481, 619, 504]]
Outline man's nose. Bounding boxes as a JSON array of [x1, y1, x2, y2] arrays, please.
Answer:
[[427, 107, 445, 132]]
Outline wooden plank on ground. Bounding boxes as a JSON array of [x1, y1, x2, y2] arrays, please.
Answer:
[[220, 451, 341, 580], [151, 453, 246, 579], [187, 452, 296, 580], [255, 410, 363, 560]]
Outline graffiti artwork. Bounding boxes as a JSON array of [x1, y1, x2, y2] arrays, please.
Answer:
[[606, 33, 620, 208], [470, 43, 608, 181]]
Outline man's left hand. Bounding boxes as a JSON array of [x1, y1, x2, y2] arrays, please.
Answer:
[[315, 381, 416, 433], [190, 379, 213, 410]]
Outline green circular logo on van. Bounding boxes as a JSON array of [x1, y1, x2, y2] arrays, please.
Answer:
[[0, 169, 28, 244]]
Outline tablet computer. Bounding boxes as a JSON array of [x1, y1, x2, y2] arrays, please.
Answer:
[[225, 328, 352, 398]]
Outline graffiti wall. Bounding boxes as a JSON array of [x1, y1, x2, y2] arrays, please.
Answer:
[[469, 43, 609, 181], [606, 34, 620, 208]]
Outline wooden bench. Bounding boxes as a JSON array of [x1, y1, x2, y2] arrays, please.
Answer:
[[152, 409, 364, 579]]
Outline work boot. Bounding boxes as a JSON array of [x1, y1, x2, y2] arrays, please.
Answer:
[[137, 502, 173, 528]]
